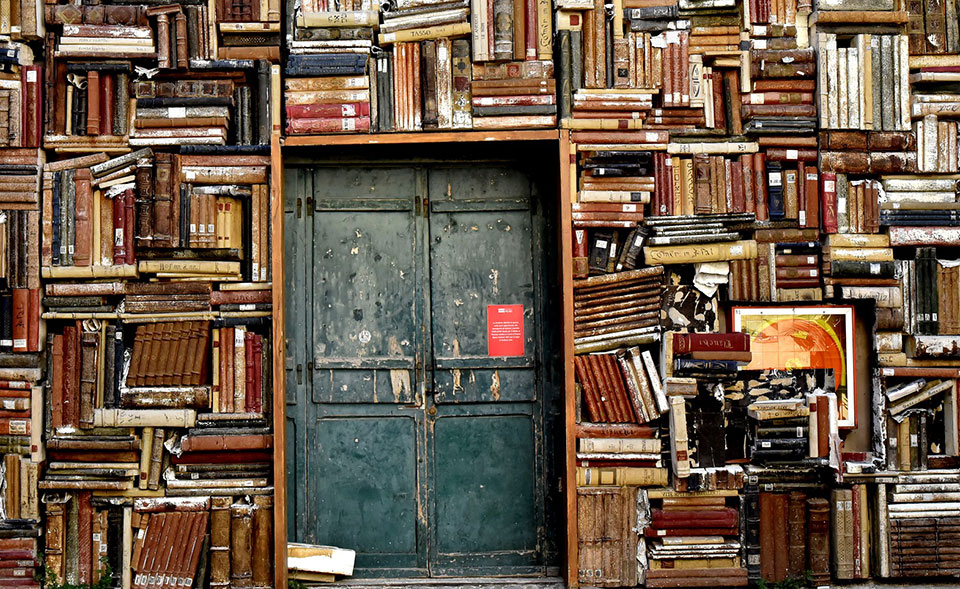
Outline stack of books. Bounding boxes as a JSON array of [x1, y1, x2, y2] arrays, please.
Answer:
[[572, 266, 664, 353]]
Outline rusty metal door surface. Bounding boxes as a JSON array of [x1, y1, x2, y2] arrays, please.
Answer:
[[285, 163, 553, 578]]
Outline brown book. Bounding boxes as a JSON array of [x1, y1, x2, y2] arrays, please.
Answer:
[[693, 154, 711, 214], [577, 486, 639, 587], [251, 496, 273, 588], [209, 497, 231, 588], [147, 427, 164, 491], [231, 500, 254, 588], [131, 513, 150, 580], [77, 492, 93, 584], [2, 454, 17, 521], [218, 46, 280, 60], [44, 501, 66, 583], [101, 73, 115, 136], [182, 512, 210, 588], [62, 324, 78, 428], [760, 492, 775, 581], [86, 71, 101, 137], [51, 335, 64, 431], [73, 169, 93, 267], [180, 434, 273, 452], [773, 493, 789, 581], [807, 497, 831, 585], [176, 12, 189, 68], [78, 331, 98, 429]]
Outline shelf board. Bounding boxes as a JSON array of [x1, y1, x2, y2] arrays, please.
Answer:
[[282, 129, 561, 147]]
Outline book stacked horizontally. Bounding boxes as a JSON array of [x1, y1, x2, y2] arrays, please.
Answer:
[[643, 489, 748, 588], [751, 227, 822, 302], [0, 151, 41, 354], [572, 266, 664, 353], [471, 60, 556, 129], [642, 213, 757, 266], [41, 433, 140, 492], [577, 149, 655, 209], [672, 332, 750, 382], [882, 175, 960, 229], [0, 534, 41, 588], [132, 76, 251, 147], [0, 44, 42, 149], [168, 423, 272, 495], [286, 0, 376, 134], [884, 472, 960, 576], [823, 233, 901, 324], [211, 0, 282, 62], [55, 23, 155, 58]]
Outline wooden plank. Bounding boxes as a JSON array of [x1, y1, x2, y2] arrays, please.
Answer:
[[559, 129, 578, 589], [271, 131, 289, 589], [282, 129, 560, 146]]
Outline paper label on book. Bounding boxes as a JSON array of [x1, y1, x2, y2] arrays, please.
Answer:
[[764, 483, 774, 491], [747, 475, 758, 484], [761, 441, 771, 448], [8, 420, 25, 435], [748, 554, 761, 565], [12, 339, 25, 350], [806, 173, 818, 181], [910, 434, 918, 447], [786, 149, 799, 160], [487, 304, 524, 357], [190, 223, 197, 233], [621, 204, 637, 212], [645, 132, 660, 143], [595, 239, 608, 249], [837, 196, 847, 211], [576, 230, 585, 244], [824, 179, 836, 192], [753, 25, 766, 36], [239, 303, 256, 311], [26, 70, 36, 83], [115, 228, 124, 246], [235, 329, 244, 345], [168, 107, 186, 118], [769, 172, 782, 187], [342, 119, 357, 131], [799, 211, 806, 225], [882, 368, 894, 376], [870, 263, 881, 274], [750, 93, 763, 105], [797, 427, 804, 438], [92, 533, 101, 542], [656, 529, 666, 535], [260, 268, 267, 281], [729, 245, 744, 256], [753, 39, 767, 49], [609, 243, 617, 257]]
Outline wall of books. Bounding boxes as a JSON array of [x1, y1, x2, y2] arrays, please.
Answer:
[[563, 0, 960, 586], [0, 0, 281, 581]]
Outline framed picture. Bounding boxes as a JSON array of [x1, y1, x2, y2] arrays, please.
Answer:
[[731, 305, 857, 428]]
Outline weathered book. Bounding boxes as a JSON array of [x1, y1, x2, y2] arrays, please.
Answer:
[[577, 486, 639, 587]]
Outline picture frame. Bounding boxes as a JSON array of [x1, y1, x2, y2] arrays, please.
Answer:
[[731, 305, 857, 429]]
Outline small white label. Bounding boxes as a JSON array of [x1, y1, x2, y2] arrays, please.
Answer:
[[750, 93, 763, 105], [92, 533, 101, 542], [235, 329, 244, 345], [169, 107, 186, 118], [797, 427, 804, 438], [764, 483, 774, 491], [910, 434, 918, 447], [12, 339, 26, 349], [761, 441, 772, 448], [609, 243, 617, 257], [260, 268, 267, 281], [115, 228, 123, 246], [239, 303, 256, 311], [882, 368, 894, 376], [190, 223, 197, 233], [595, 239, 608, 248], [68, 244, 75, 254], [752, 25, 766, 36], [341, 119, 357, 131], [824, 180, 836, 192], [806, 173, 818, 181], [799, 211, 806, 225], [26, 70, 36, 83], [807, 256, 816, 264], [251, 263, 259, 278], [657, 529, 666, 536], [786, 149, 799, 160], [645, 132, 660, 143], [754, 39, 767, 49], [359, 329, 372, 344], [769, 172, 783, 187], [622, 204, 637, 212], [870, 263, 881, 274], [378, 59, 387, 72], [207, 223, 214, 233], [730, 245, 744, 255], [437, 45, 448, 62]]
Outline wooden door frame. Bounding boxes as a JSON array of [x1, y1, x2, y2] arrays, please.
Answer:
[[270, 129, 573, 588]]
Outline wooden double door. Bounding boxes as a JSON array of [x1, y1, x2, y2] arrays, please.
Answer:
[[284, 161, 561, 578]]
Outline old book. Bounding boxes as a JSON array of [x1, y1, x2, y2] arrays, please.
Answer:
[[577, 486, 639, 586], [230, 500, 254, 587]]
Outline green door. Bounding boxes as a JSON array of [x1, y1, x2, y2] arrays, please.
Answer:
[[285, 162, 556, 578]]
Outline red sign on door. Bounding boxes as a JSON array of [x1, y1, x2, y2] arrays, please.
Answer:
[[487, 305, 525, 357]]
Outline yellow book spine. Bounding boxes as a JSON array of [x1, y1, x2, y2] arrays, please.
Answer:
[[643, 240, 758, 265]]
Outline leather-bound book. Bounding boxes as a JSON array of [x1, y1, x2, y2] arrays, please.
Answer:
[[86, 71, 100, 137], [807, 497, 830, 585], [51, 334, 64, 430], [45, 501, 66, 583], [135, 157, 154, 244], [786, 491, 807, 577], [231, 500, 254, 588], [210, 497, 231, 589], [78, 330, 97, 429], [77, 492, 92, 585], [62, 324, 78, 428], [251, 495, 273, 588], [73, 168, 92, 267], [100, 73, 114, 136], [577, 486, 639, 587], [176, 12, 189, 69]]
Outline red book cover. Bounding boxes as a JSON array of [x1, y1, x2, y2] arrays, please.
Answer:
[[651, 507, 738, 528], [222, 327, 234, 413], [673, 332, 749, 354], [286, 116, 371, 134], [73, 168, 93, 267], [741, 154, 755, 215], [113, 194, 126, 265], [86, 70, 100, 137], [63, 324, 78, 428], [244, 331, 255, 413], [525, 0, 536, 59], [21, 66, 42, 148], [644, 527, 738, 537], [123, 190, 136, 265], [759, 492, 774, 580], [0, 551, 35, 562], [170, 450, 272, 464], [285, 102, 371, 119], [821, 172, 837, 233], [573, 229, 588, 258], [51, 335, 63, 430], [101, 73, 115, 136], [10, 290, 27, 353]]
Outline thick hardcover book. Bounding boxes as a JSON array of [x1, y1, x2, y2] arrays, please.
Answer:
[[577, 486, 639, 587]]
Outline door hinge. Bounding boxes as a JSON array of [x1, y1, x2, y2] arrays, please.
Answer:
[[296, 198, 302, 218], [306, 196, 314, 216]]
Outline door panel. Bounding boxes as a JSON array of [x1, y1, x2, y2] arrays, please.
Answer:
[[310, 203, 418, 405], [307, 414, 424, 571], [431, 411, 539, 573]]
